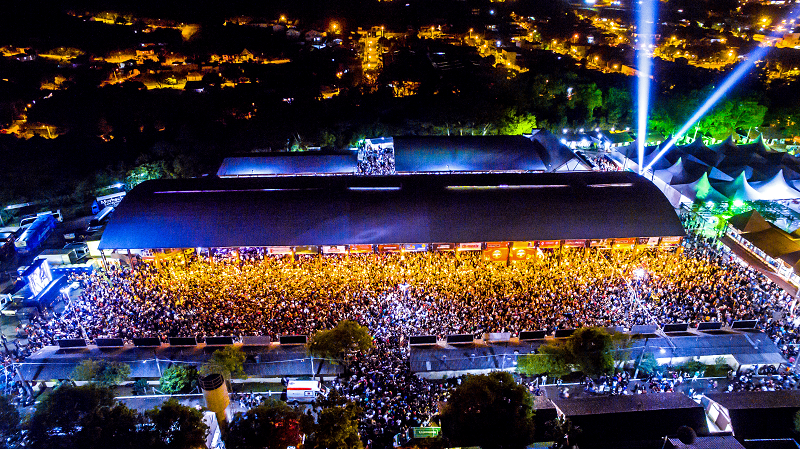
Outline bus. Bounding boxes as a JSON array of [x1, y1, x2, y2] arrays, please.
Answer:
[[86, 206, 114, 233], [15, 214, 57, 255]]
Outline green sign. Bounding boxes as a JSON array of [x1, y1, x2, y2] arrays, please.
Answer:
[[412, 427, 441, 439]]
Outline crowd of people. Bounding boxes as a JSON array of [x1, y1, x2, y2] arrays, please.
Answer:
[[357, 143, 395, 175], [13, 231, 800, 446]]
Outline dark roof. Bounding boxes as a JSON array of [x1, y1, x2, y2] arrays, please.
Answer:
[[99, 171, 685, 249], [728, 210, 772, 234], [551, 394, 708, 447], [552, 393, 703, 416], [665, 435, 745, 449], [705, 391, 800, 410], [392, 136, 549, 172], [217, 152, 358, 177]]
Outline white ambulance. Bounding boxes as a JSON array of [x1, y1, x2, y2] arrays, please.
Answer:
[[286, 380, 328, 403]]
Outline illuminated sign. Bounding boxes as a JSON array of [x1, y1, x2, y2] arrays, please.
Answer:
[[349, 244, 374, 254], [267, 247, 293, 255], [457, 242, 482, 251], [321, 245, 347, 254], [25, 259, 53, 297], [402, 243, 428, 252], [537, 240, 560, 249]]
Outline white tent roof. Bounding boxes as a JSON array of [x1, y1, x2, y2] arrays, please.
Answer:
[[672, 172, 729, 203], [751, 169, 800, 200], [713, 172, 763, 202]]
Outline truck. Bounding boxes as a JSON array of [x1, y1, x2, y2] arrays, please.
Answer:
[[15, 214, 57, 255], [285, 380, 328, 404]]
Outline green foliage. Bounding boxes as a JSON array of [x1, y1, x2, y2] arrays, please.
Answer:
[[565, 327, 615, 376], [440, 371, 535, 449], [698, 98, 767, 140], [517, 347, 571, 378], [0, 395, 20, 447], [72, 359, 132, 386], [497, 109, 537, 135], [144, 399, 208, 449], [308, 320, 373, 367], [27, 384, 141, 449], [226, 399, 302, 449], [634, 352, 660, 376], [159, 365, 198, 394], [793, 410, 800, 435], [705, 357, 732, 378], [679, 360, 707, 376], [520, 327, 615, 378], [545, 416, 581, 449], [133, 378, 150, 395], [304, 402, 363, 449], [200, 346, 246, 381]]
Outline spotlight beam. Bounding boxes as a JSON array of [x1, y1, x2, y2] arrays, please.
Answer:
[[636, 0, 658, 175], [643, 6, 800, 173]]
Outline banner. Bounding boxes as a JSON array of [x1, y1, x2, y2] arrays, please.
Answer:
[[378, 244, 402, 253], [637, 237, 660, 248], [485, 241, 510, 249], [267, 246, 293, 255], [96, 191, 126, 209], [483, 247, 509, 262], [294, 245, 319, 255], [321, 245, 347, 254], [349, 244, 374, 254], [432, 243, 456, 251], [402, 243, 428, 252], [612, 238, 636, 250], [511, 241, 534, 249], [509, 247, 536, 261], [590, 239, 612, 249], [457, 242, 482, 251], [563, 239, 586, 248], [660, 236, 682, 249], [537, 240, 560, 249]]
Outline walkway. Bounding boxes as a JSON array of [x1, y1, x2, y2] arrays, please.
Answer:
[[721, 235, 799, 297]]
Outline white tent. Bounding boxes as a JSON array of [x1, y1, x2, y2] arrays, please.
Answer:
[[751, 169, 800, 200], [713, 172, 763, 202], [672, 172, 729, 203]]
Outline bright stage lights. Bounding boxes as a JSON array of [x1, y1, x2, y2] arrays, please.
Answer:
[[636, 0, 658, 175], [643, 6, 800, 173]]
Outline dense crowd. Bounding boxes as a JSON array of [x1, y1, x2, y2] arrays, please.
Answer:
[[13, 232, 800, 446]]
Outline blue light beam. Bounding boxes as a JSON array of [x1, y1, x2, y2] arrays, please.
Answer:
[[636, 0, 658, 175], [643, 6, 800, 173]]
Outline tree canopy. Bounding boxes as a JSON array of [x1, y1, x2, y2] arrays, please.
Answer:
[[72, 359, 132, 386], [159, 364, 199, 394], [440, 371, 535, 449], [144, 399, 209, 449], [517, 327, 616, 378], [308, 320, 373, 368], [304, 402, 364, 449], [200, 345, 246, 381], [27, 384, 140, 449], [226, 399, 303, 449]]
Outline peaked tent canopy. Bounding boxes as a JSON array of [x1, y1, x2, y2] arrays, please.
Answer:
[[713, 173, 763, 202], [751, 169, 800, 200], [728, 209, 772, 234], [672, 173, 728, 203]]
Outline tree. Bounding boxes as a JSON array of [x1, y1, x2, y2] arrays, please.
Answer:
[[517, 347, 571, 378], [159, 365, 198, 394], [200, 346, 246, 381], [308, 320, 373, 369], [497, 109, 537, 135], [0, 395, 20, 448], [545, 416, 581, 449], [440, 371, 535, 449], [27, 384, 138, 449], [76, 401, 143, 449], [72, 359, 132, 386], [564, 327, 614, 377], [226, 399, 302, 449], [144, 399, 208, 449], [305, 402, 363, 449]]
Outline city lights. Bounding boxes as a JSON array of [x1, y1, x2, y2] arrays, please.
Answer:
[[644, 5, 800, 173]]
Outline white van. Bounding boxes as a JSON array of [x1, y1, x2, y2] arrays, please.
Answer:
[[286, 380, 328, 403]]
